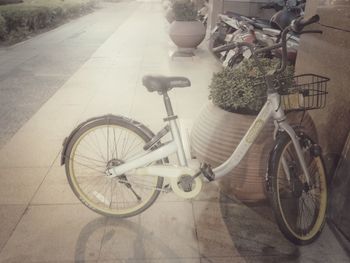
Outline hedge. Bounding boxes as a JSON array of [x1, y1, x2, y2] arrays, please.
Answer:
[[0, 0, 23, 5], [0, 0, 97, 42]]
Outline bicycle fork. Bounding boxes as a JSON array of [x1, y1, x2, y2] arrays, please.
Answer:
[[278, 121, 311, 185]]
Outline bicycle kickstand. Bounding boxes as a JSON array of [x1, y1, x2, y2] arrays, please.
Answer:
[[200, 163, 215, 181]]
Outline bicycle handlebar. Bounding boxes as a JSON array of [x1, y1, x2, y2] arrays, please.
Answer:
[[212, 43, 237, 53], [291, 14, 319, 32], [263, 18, 321, 74]]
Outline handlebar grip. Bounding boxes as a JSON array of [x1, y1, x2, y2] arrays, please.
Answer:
[[212, 43, 237, 53], [292, 14, 320, 32]]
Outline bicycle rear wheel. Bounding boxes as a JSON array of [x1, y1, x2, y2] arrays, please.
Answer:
[[268, 133, 327, 245], [64, 116, 164, 217]]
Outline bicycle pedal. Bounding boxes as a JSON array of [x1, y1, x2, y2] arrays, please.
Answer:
[[200, 163, 215, 181]]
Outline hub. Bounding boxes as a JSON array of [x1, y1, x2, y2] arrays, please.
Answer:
[[107, 158, 124, 168], [105, 159, 123, 176]]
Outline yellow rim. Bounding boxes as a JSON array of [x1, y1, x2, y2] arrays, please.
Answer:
[[276, 141, 327, 241], [68, 124, 158, 216]]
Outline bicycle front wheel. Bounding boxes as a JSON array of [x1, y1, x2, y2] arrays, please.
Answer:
[[64, 116, 164, 217], [268, 133, 327, 245]]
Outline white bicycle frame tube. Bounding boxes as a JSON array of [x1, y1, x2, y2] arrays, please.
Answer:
[[107, 118, 187, 178], [107, 93, 310, 184], [169, 118, 188, 166]]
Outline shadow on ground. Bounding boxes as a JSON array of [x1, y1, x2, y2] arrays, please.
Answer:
[[218, 194, 301, 262], [75, 216, 192, 262]]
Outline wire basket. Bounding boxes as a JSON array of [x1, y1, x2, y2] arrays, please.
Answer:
[[278, 74, 330, 111]]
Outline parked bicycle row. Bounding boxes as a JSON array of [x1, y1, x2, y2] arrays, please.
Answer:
[[209, 0, 305, 69]]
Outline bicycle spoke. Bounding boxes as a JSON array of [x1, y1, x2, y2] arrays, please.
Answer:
[[107, 125, 110, 161], [66, 120, 163, 217], [74, 153, 106, 165], [71, 159, 105, 174], [122, 135, 138, 158], [80, 135, 106, 162], [92, 130, 107, 162], [112, 128, 119, 160], [124, 141, 144, 160]]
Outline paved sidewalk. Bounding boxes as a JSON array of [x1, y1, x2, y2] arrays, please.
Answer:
[[0, 1, 138, 149], [0, 1, 349, 262]]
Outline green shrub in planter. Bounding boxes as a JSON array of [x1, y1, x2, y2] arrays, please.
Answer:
[[172, 0, 197, 21], [209, 58, 294, 115]]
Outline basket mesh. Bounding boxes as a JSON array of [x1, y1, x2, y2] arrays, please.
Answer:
[[277, 74, 330, 111]]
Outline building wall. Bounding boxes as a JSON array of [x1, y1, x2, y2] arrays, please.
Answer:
[[207, 0, 273, 30], [295, 0, 350, 176], [223, 0, 275, 18]]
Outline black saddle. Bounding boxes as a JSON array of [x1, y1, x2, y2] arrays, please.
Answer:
[[142, 75, 191, 93]]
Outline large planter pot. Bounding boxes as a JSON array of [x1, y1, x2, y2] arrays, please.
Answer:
[[169, 20, 206, 49], [190, 103, 317, 202]]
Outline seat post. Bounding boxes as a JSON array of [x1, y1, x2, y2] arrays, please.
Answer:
[[163, 91, 174, 117], [162, 90, 188, 167]]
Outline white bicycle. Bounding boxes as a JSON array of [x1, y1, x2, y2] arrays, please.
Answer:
[[61, 15, 329, 245]]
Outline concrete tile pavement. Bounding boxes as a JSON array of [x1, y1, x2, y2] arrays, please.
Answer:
[[0, 1, 348, 262], [0, 205, 26, 251]]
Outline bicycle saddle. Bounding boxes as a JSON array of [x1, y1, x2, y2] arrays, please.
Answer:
[[142, 75, 191, 93]]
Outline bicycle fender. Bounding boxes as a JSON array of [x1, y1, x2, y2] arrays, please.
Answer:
[[60, 114, 156, 166]]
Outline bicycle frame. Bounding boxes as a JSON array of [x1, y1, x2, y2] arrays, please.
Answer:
[[106, 92, 311, 184]]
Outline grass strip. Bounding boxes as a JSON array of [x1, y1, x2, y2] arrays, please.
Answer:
[[0, 0, 98, 43]]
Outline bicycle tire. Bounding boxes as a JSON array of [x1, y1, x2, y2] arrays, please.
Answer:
[[268, 132, 327, 245], [65, 115, 164, 217], [227, 51, 244, 68]]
